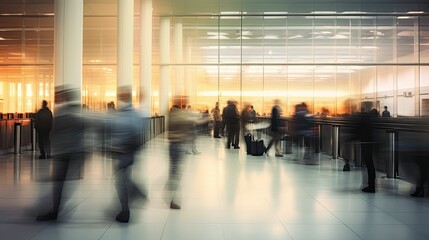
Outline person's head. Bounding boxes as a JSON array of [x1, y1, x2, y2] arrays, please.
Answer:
[[384, 106, 388, 110], [118, 86, 132, 104], [274, 99, 280, 106], [42, 100, 48, 108], [172, 95, 188, 109], [251, 105, 254, 110], [215, 102, 219, 107]]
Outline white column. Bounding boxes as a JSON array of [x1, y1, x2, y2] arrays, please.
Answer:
[[159, 17, 170, 116], [140, 0, 152, 114], [414, 18, 420, 116], [54, 0, 83, 100], [174, 21, 184, 97], [185, 37, 192, 100], [117, 0, 134, 96]]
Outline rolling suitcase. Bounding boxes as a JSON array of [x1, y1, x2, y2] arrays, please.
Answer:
[[251, 139, 265, 156], [244, 132, 252, 154]]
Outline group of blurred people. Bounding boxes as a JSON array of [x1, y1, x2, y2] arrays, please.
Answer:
[[212, 101, 257, 150], [34, 87, 196, 223], [31, 89, 429, 224]]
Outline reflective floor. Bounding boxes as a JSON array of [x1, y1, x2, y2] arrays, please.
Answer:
[[1, 134, 429, 240]]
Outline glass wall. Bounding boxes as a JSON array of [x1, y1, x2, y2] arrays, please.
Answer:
[[0, 12, 54, 113], [0, 0, 428, 118], [156, 13, 429, 117]]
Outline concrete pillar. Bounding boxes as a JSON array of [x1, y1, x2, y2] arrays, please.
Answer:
[[159, 17, 170, 116], [54, 0, 83, 102], [174, 21, 184, 97], [140, 0, 152, 114], [117, 0, 134, 98]]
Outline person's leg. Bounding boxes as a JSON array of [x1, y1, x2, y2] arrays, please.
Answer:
[[214, 121, 220, 137], [37, 156, 68, 221], [114, 152, 137, 222], [411, 157, 425, 197], [274, 132, 282, 156], [233, 125, 240, 148], [362, 144, 375, 192], [38, 131, 46, 158], [265, 138, 273, 154], [167, 143, 184, 209], [45, 131, 51, 158], [221, 121, 225, 136], [227, 126, 233, 148]]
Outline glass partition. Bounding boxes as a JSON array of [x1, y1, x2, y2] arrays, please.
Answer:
[[1, 1, 429, 117]]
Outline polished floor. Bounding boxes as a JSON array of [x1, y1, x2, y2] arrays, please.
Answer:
[[1, 133, 429, 240]]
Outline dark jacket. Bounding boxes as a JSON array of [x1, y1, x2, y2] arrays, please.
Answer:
[[225, 104, 240, 126], [350, 112, 374, 142], [241, 109, 251, 126], [382, 110, 390, 117], [51, 103, 85, 156], [270, 105, 282, 132], [35, 107, 53, 132], [109, 103, 144, 153]]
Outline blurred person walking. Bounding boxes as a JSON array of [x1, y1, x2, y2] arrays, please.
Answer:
[[108, 87, 147, 223], [221, 103, 228, 136], [186, 105, 201, 155], [249, 105, 257, 123], [167, 98, 194, 209], [265, 100, 284, 157], [211, 102, 222, 138], [241, 103, 252, 135], [293, 103, 314, 161], [225, 100, 240, 149], [35, 100, 53, 159], [352, 107, 377, 193], [36, 87, 86, 221]]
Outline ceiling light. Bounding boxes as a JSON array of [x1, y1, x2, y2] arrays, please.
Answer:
[[207, 32, 228, 36], [342, 11, 367, 14], [220, 11, 246, 15], [263, 35, 278, 39], [264, 12, 288, 14], [288, 35, 303, 39], [330, 34, 349, 39], [207, 35, 229, 39], [311, 11, 337, 14], [0, 37, 5, 40], [220, 16, 241, 19], [264, 16, 287, 19], [397, 16, 411, 19], [312, 31, 332, 35], [337, 31, 351, 35], [407, 11, 424, 14]]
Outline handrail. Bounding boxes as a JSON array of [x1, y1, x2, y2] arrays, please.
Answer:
[[256, 116, 429, 133]]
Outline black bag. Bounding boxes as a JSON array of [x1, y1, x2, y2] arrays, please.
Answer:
[[244, 132, 252, 154], [251, 139, 265, 156]]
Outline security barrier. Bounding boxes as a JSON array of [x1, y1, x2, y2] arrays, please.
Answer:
[[2, 115, 165, 153]]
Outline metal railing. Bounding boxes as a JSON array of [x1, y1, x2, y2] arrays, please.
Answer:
[[1, 115, 166, 154], [256, 115, 429, 181]]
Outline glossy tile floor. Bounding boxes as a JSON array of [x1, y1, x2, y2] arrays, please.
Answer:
[[1, 133, 429, 240]]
